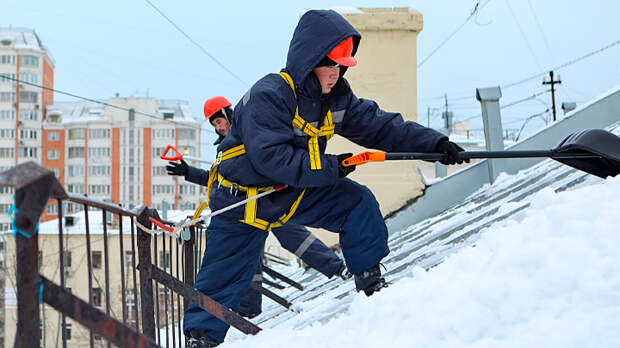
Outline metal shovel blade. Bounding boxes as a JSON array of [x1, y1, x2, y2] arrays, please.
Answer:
[[552, 129, 620, 178]]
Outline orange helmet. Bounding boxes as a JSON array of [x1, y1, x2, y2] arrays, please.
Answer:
[[203, 96, 232, 120], [327, 37, 357, 67]]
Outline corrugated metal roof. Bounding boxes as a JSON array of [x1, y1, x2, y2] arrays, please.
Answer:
[[229, 121, 620, 338]]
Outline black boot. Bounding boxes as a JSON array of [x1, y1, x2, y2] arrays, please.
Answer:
[[186, 329, 219, 348], [336, 263, 353, 280], [354, 265, 386, 296]]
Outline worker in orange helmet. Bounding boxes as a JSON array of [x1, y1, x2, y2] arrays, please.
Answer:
[[166, 96, 349, 321]]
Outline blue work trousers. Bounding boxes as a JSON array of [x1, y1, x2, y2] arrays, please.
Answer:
[[183, 178, 389, 343]]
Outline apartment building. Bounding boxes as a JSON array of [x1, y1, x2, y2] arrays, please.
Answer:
[[41, 97, 204, 222], [0, 27, 55, 231]]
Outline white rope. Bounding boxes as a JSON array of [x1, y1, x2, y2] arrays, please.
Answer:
[[134, 218, 179, 238]]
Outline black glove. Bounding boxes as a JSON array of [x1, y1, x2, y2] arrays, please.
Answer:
[[166, 159, 189, 177], [337, 153, 356, 178], [435, 140, 468, 165]]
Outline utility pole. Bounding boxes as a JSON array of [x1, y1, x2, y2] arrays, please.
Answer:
[[427, 106, 430, 128], [542, 70, 562, 122], [442, 93, 453, 133]]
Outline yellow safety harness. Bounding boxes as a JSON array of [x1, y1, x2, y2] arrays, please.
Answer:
[[205, 72, 334, 230]]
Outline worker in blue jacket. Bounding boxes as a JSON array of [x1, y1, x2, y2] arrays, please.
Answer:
[[182, 9, 465, 347], [166, 96, 349, 319]]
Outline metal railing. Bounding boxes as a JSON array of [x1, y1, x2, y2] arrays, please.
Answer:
[[0, 162, 261, 347]]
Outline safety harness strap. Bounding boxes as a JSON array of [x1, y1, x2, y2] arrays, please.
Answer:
[[279, 72, 334, 170]]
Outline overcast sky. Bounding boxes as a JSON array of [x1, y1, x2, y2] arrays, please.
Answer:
[[2, 0, 619, 148]]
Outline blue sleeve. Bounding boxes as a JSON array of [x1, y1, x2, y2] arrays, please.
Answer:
[[239, 85, 338, 188], [339, 93, 446, 153], [185, 165, 210, 186]]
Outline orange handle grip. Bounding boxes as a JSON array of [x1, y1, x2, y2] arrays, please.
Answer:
[[149, 217, 174, 233], [341, 151, 386, 167], [160, 145, 183, 161]]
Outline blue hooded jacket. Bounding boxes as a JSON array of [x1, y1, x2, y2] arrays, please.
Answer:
[[210, 9, 446, 221]]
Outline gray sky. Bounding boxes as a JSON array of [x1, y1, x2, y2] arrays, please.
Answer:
[[2, 0, 619, 150]]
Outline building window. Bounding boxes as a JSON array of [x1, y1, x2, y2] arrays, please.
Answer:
[[0, 110, 15, 120], [152, 166, 167, 176], [0, 186, 14, 194], [19, 110, 38, 121], [47, 203, 58, 215], [63, 251, 72, 268], [19, 129, 38, 139], [93, 288, 103, 308], [0, 73, 15, 83], [153, 147, 167, 158], [50, 167, 59, 177], [0, 92, 16, 102], [88, 185, 110, 195], [47, 114, 60, 123], [0, 129, 15, 138], [178, 128, 196, 140], [68, 165, 84, 177], [20, 147, 37, 158], [68, 128, 85, 140], [20, 55, 39, 67], [19, 73, 38, 84], [179, 184, 196, 195], [163, 112, 174, 119], [67, 184, 84, 194], [129, 108, 135, 121], [19, 91, 38, 103], [183, 146, 196, 157], [0, 55, 16, 64], [89, 166, 110, 176], [38, 250, 43, 270], [0, 148, 14, 158], [125, 251, 134, 268], [159, 251, 171, 269], [88, 128, 110, 138], [47, 149, 59, 160], [48, 131, 60, 141], [68, 147, 85, 158], [63, 322, 72, 342], [92, 250, 102, 269], [88, 147, 110, 157], [152, 129, 175, 138]]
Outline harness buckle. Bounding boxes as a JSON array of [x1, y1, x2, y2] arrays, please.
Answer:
[[230, 182, 239, 196], [215, 151, 223, 165]]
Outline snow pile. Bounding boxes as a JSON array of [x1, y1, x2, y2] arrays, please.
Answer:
[[225, 176, 620, 347]]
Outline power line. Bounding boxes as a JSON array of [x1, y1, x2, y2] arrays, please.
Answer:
[[527, 0, 556, 65], [457, 89, 550, 122], [1, 75, 216, 136], [504, 0, 543, 71], [418, 0, 493, 68], [502, 38, 620, 89], [144, 0, 247, 86]]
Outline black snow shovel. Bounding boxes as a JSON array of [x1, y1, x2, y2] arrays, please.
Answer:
[[341, 129, 620, 179]]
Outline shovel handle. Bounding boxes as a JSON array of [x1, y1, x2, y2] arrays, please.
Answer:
[[149, 217, 174, 233], [160, 145, 183, 161], [341, 151, 386, 167]]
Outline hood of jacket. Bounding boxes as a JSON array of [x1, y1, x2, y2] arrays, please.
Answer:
[[285, 10, 361, 94]]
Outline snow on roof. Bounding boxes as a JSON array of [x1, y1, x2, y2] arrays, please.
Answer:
[[328, 6, 364, 14], [24, 209, 198, 236], [0, 27, 55, 65], [46, 98, 198, 124], [223, 122, 620, 346], [0, 27, 43, 50]]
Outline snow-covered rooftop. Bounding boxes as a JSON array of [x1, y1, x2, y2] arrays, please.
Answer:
[[46, 98, 200, 124], [220, 122, 620, 347]]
